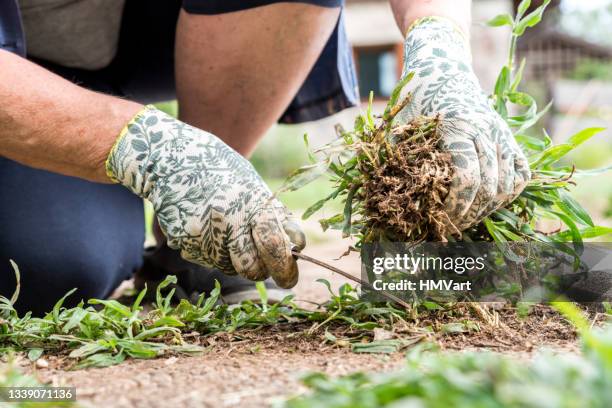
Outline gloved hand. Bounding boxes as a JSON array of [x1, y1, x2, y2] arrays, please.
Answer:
[[105, 106, 306, 288], [398, 17, 530, 231]]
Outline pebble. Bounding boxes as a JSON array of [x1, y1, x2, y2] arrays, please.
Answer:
[[35, 358, 49, 369]]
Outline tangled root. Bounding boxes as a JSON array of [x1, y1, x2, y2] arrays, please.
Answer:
[[360, 117, 454, 242]]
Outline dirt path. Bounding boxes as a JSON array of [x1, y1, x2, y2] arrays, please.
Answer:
[[24, 235, 581, 408]]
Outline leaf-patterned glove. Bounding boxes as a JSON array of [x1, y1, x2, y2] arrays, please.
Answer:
[[105, 106, 305, 288], [398, 17, 530, 231]]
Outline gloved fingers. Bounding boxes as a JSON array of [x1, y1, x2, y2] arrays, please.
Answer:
[[251, 204, 299, 289], [440, 130, 481, 232], [228, 234, 269, 282], [457, 134, 499, 230], [283, 217, 306, 251], [475, 128, 531, 220], [510, 148, 531, 202]]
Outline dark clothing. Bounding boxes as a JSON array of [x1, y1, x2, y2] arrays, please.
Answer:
[[183, 0, 344, 14], [0, 0, 357, 314], [1, 0, 358, 123], [0, 158, 145, 316]]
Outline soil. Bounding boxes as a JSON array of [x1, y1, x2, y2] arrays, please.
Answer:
[[20, 235, 586, 408]]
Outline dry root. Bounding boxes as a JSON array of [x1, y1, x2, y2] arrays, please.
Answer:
[[360, 117, 454, 242]]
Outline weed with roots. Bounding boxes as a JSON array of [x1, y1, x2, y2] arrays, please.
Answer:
[[278, 0, 612, 256]]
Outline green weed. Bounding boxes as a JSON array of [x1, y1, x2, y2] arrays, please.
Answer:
[[280, 303, 612, 408], [278, 0, 612, 256]]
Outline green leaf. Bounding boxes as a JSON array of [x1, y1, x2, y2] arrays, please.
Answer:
[[151, 316, 185, 328], [256, 281, 268, 311], [76, 352, 126, 369], [52, 288, 77, 323], [88, 299, 132, 317], [319, 213, 345, 232], [351, 340, 411, 354], [484, 218, 524, 262], [531, 143, 573, 168], [507, 91, 534, 106], [494, 67, 510, 99], [135, 326, 180, 340], [441, 322, 468, 334], [8, 260, 20, 305], [27, 348, 44, 361], [548, 210, 583, 254], [366, 91, 375, 130], [303, 133, 316, 163], [383, 72, 414, 121], [510, 58, 527, 91], [63, 308, 89, 333], [341, 185, 358, 238], [315, 278, 335, 297], [302, 189, 340, 220], [492, 208, 521, 229], [567, 127, 606, 148], [513, 0, 551, 36], [516, 101, 551, 134], [277, 161, 330, 194], [132, 286, 148, 312], [556, 190, 594, 227], [155, 274, 177, 312], [516, 0, 532, 19], [515, 134, 547, 152], [487, 13, 514, 27], [551, 226, 612, 241]]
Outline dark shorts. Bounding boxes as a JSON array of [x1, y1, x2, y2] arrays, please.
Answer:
[[0, 0, 357, 315]]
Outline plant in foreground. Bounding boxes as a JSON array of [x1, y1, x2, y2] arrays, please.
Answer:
[[2, 262, 432, 368], [279, 0, 612, 256], [280, 302, 612, 408]]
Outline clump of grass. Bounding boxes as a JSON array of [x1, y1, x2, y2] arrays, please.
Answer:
[[278, 0, 612, 254], [359, 115, 454, 242]]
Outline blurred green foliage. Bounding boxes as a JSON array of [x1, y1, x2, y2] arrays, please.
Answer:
[[250, 125, 312, 179], [570, 59, 612, 81]]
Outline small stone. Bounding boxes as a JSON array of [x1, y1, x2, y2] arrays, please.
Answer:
[[35, 358, 49, 369], [164, 357, 178, 366]]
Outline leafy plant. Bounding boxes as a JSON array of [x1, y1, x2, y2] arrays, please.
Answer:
[[280, 302, 612, 408], [1, 262, 440, 368], [278, 0, 612, 255]]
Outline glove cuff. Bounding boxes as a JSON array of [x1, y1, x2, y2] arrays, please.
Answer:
[[105, 105, 155, 184], [105, 105, 170, 198], [403, 16, 472, 66], [405, 16, 468, 41]]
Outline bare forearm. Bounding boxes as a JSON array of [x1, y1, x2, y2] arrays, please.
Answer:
[[389, 0, 471, 35], [0, 50, 142, 182]]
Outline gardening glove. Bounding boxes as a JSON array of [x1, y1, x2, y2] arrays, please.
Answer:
[[105, 106, 306, 289], [398, 17, 530, 231]]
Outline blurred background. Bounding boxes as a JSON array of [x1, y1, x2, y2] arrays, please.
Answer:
[[160, 0, 612, 247]]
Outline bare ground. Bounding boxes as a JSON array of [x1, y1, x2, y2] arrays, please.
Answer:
[[19, 235, 585, 408]]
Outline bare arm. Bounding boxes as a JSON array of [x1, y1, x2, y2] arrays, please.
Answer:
[[175, 3, 340, 157], [0, 49, 142, 182], [389, 0, 471, 35]]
